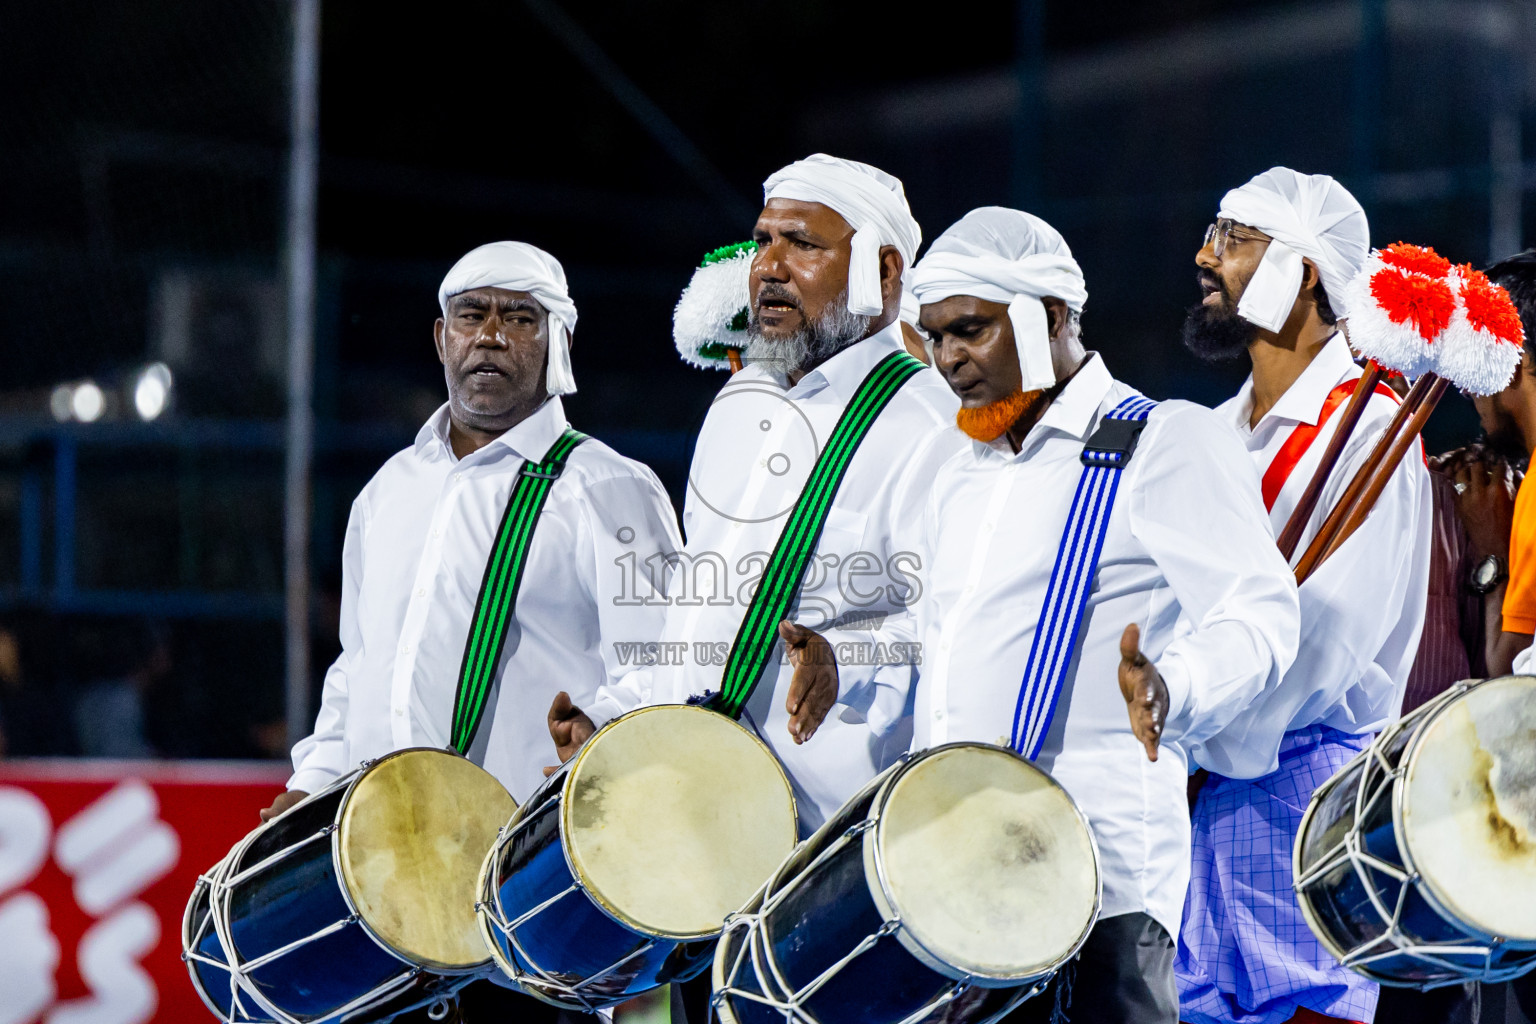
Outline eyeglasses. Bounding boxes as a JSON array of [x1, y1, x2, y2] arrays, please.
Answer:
[[1202, 219, 1270, 257]]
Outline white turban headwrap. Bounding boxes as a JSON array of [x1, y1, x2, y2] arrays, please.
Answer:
[[437, 241, 578, 396], [911, 207, 1087, 392], [1218, 167, 1369, 333], [899, 275, 921, 329], [762, 154, 921, 318]]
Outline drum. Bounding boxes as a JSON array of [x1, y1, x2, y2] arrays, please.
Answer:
[[1295, 675, 1536, 988], [712, 742, 1101, 1024], [182, 748, 516, 1023], [476, 704, 797, 1011]]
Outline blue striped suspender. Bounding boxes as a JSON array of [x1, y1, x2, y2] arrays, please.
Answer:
[[1009, 395, 1157, 760]]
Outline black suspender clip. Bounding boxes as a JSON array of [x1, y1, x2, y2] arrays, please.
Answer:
[[1081, 416, 1147, 469]]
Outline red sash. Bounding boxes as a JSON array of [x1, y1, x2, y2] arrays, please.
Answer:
[[1261, 378, 1399, 512]]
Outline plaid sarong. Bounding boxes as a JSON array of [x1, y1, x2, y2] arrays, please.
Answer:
[[1176, 725, 1379, 1024]]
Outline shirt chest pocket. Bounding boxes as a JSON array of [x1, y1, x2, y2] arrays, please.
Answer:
[[790, 506, 870, 629]]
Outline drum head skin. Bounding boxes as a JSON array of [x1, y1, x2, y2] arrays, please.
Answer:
[[564, 704, 797, 939], [1403, 676, 1536, 943], [338, 749, 517, 970], [876, 745, 1099, 980]]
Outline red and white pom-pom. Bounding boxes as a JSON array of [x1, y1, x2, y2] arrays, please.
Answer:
[[1341, 243, 1456, 377], [1435, 265, 1525, 396]]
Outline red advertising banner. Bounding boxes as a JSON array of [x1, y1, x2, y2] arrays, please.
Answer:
[[0, 759, 290, 1024]]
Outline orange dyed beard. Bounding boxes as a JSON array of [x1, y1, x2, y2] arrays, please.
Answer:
[[955, 389, 1045, 442]]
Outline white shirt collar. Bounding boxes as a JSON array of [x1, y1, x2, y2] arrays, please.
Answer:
[[975, 351, 1115, 461], [413, 396, 569, 464], [1226, 332, 1352, 432]]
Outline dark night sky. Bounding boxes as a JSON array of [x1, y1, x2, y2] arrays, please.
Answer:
[[0, 0, 1503, 459]]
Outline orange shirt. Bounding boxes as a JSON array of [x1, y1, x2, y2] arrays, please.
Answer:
[[1503, 461, 1536, 634]]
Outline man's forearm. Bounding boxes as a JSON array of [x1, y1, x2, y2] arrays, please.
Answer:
[[1481, 583, 1534, 676]]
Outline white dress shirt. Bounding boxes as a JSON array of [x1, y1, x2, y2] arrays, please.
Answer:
[[1193, 334, 1432, 779], [844, 354, 1301, 939], [589, 323, 966, 834], [288, 397, 682, 803]]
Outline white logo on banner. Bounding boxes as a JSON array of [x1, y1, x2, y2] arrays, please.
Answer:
[[0, 782, 180, 1024]]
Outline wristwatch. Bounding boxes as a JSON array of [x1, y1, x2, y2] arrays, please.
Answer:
[[1469, 554, 1508, 595]]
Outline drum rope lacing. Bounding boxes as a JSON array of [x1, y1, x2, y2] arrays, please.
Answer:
[[1294, 684, 1531, 989], [475, 808, 659, 1013], [712, 817, 1046, 1024]]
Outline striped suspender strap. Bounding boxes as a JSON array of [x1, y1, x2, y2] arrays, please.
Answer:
[[1009, 396, 1156, 760], [450, 427, 588, 755], [707, 351, 928, 720]]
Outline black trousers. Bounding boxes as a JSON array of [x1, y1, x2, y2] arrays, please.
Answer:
[[1001, 912, 1178, 1024]]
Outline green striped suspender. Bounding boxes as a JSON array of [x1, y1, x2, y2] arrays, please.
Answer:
[[450, 427, 588, 755], [707, 350, 927, 720]]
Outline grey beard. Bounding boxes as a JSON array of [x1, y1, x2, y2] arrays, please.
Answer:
[[744, 290, 873, 375]]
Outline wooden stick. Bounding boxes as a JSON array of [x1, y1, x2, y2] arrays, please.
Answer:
[[1298, 375, 1446, 581], [727, 347, 743, 373], [1275, 360, 1384, 560], [1291, 372, 1434, 581]]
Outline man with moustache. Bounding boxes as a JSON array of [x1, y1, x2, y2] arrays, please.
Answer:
[[548, 155, 962, 1024], [786, 206, 1300, 1023], [1175, 169, 1432, 1024], [550, 154, 961, 827], [261, 241, 680, 1023]]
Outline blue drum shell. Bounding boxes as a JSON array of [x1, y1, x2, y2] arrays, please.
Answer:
[[719, 782, 1033, 1024], [186, 875, 269, 1023], [223, 790, 411, 1020], [489, 782, 709, 1002], [1299, 719, 1536, 984]]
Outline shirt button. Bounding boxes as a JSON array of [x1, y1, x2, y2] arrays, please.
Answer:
[[934, 709, 945, 720], [416, 588, 426, 598], [454, 473, 462, 481], [983, 520, 997, 531], [432, 529, 441, 538], [394, 709, 404, 718], [400, 643, 410, 655]]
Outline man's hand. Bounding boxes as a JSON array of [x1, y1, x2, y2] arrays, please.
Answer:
[[546, 691, 595, 775], [781, 620, 838, 745], [1118, 623, 1169, 762], [1442, 448, 1516, 562], [259, 789, 307, 823]]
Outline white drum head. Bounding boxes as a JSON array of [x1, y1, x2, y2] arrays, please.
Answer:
[[563, 705, 797, 940], [1402, 675, 1536, 943], [337, 748, 517, 970], [875, 744, 1099, 981]]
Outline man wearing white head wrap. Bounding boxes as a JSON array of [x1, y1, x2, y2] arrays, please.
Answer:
[[549, 152, 961, 822], [437, 240, 579, 395], [547, 157, 961, 1024], [1176, 171, 1431, 1024], [267, 245, 682, 1024], [781, 207, 1300, 1024], [761, 152, 922, 319]]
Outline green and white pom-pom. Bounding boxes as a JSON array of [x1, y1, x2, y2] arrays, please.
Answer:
[[674, 241, 756, 370]]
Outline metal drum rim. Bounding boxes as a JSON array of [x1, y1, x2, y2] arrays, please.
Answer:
[[184, 853, 247, 1022], [209, 751, 435, 1024], [335, 747, 507, 973], [557, 703, 798, 942], [470, 824, 591, 1012], [709, 760, 897, 1024], [865, 741, 1104, 987], [1395, 676, 1536, 949], [1291, 743, 1373, 971]]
